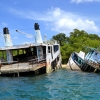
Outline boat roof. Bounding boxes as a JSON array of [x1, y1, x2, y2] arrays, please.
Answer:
[[0, 41, 59, 51], [0, 43, 47, 50]]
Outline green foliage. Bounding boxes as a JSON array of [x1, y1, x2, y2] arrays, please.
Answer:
[[52, 33, 68, 46], [88, 34, 100, 40], [0, 49, 24, 60], [52, 29, 100, 64]]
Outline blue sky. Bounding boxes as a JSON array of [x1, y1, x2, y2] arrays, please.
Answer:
[[0, 0, 100, 47]]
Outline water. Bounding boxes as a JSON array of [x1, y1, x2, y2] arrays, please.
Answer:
[[0, 69, 100, 100]]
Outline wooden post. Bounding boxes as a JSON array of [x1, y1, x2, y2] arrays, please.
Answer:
[[17, 72, 19, 77], [17, 58, 19, 77], [17, 50, 19, 55], [0, 60, 1, 74], [94, 68, 97, 73]]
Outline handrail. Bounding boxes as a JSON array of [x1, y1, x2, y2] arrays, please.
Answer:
[[28, 56, 46, 66], [0, 61, 18, 65]]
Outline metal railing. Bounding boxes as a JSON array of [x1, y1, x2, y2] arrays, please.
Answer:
[[28, 54, 46, 65]]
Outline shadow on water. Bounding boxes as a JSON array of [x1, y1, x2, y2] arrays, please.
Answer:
[[0, 66, 46, 77]]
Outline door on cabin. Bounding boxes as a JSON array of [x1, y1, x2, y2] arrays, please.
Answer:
[[37, 46, 43, 61]]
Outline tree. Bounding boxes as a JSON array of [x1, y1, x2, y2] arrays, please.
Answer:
[[52, 29, 100, 64], [52, 33, 68, 46], [88, 34, 100, 40]]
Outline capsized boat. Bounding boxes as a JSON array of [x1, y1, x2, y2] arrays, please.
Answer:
[[0, 23, 62, 76], [67, 51, 85, 71], [67, 47, 100, 73]]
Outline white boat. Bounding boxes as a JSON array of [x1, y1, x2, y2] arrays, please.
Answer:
[[0, 23, 62, 76], [67, 51, 85, 71]]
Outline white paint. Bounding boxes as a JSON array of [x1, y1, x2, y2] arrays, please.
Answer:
[[35, 30, 43, 43], [6, 50, 13, 63], [4, 34, 13, 46], [67, 57, 81, 70], [78, 51, 85, 59]]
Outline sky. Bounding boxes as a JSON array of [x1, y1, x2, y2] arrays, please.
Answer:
[[0, 0, 100, 47]]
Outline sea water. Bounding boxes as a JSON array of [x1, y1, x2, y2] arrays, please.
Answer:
[[0, 69, 100, 100]]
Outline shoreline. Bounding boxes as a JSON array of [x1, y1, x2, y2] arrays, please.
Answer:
[[62, 64, 67, 68]]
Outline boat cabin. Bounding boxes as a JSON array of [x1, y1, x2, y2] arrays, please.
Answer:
[[0, 44, 46, 64]]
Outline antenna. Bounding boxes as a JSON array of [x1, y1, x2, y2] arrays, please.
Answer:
[[44, 34, 47, 41], [0, 32, 4, 37], [16, 30, 34, 38]]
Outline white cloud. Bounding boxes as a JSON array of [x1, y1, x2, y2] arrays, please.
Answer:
[[2, 22, 8, 27], [10, 8, 53, 21], [70, 0, 100, 3], [13, 36, 18, 39], [10, 7, 99, 35]]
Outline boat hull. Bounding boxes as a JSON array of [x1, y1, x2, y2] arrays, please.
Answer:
[[67, 52, 100, 73], [67, 57, 81, 71]]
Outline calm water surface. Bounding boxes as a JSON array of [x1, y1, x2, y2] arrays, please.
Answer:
[[0, 69, 100, 100]]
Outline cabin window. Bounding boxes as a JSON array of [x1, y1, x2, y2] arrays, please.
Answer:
[[42, 46, 46, 59], [0, 51, 3, 58], [48, 46, 51, 53], [13, 50, 18, 56], [95, 52, 98, 55], [43, 46, 46, 55], [0, 51, 6, 62], [30, 48, 33, 52], [53, 45, 59, 53], [19, 49, 24, 55]]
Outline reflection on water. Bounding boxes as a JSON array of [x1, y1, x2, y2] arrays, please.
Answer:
[[0, 69, 100, 100]]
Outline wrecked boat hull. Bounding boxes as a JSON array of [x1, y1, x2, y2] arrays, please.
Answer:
[[67, 52, 100, 73], [67, 56, 81, 71]]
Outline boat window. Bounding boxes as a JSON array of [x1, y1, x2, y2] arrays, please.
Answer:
[[0, 51, 3, 58], [0, 51, 6, 62], [95, 52, 98, 55], [48, 46, 51, 53], [19, 49, 24, 55], [13, 50, 18, 56], [53, 45, 59, 53], [96, 53, 100, 62], [43, 46, 46, 54], [30, 48, 33, 52]]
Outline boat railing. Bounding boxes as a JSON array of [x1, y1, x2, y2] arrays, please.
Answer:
[[0, 60, 18, 65], [0, 54, 46, 69], [85, 59, 100, 69], [0, 60, 19, 72], [43, 40, 59, 44], [28, 54, 46, 65]]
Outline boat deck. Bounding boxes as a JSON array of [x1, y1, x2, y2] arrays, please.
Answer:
[[0, 62, 46, 74]]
